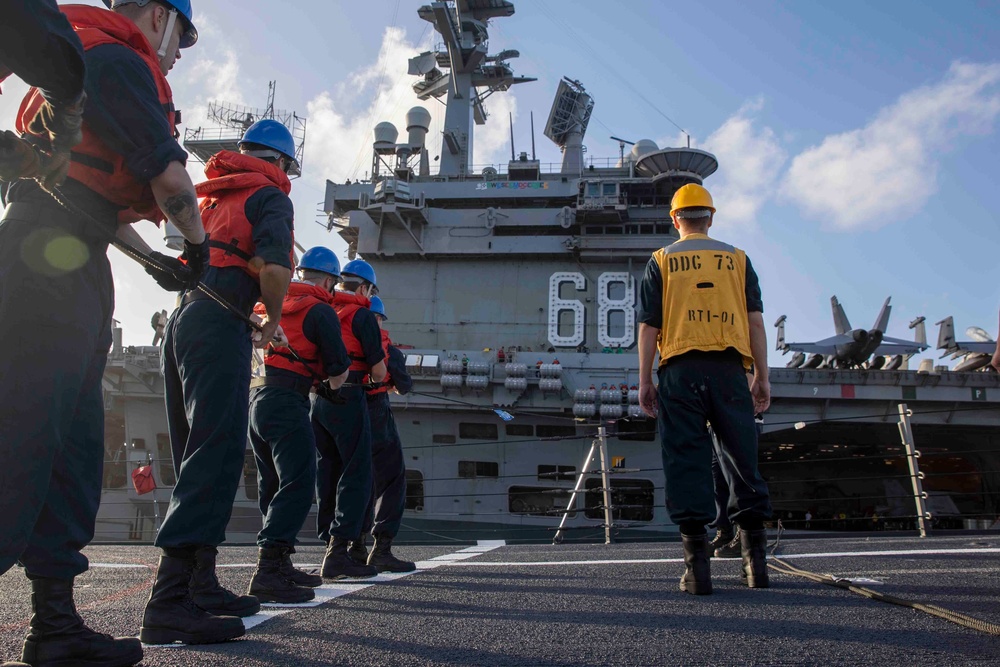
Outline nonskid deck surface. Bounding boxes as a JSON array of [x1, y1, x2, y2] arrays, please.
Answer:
[[1, 536, 998, 666]]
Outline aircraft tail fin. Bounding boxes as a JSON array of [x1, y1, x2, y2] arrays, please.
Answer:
[[831, 296, 851, 335], [935, 316, 957, 351], [872, 297, 892, 333], [909, 316, 926, 347], [774, 315, 787, 351]]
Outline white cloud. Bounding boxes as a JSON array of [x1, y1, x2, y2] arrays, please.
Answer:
[[781, 61, 1000, 230], [701, 98, 787, 227]]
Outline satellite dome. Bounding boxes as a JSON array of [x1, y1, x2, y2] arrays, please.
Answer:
[[630, 139, 659, 160], [373, 122, 398, 145]]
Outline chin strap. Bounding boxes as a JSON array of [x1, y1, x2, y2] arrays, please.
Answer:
[[157, 8, 179, 59]]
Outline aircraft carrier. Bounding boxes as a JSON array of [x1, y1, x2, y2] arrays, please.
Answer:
[[4, 1, 1000, 664], [90, 0, 1000, 546]]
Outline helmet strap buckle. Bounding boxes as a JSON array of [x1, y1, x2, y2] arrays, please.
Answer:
[[157, 8, 179, 59]]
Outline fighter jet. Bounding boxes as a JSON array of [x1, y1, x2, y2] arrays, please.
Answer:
[[775, 296, 928, 369], [935, 316, 997, 372]]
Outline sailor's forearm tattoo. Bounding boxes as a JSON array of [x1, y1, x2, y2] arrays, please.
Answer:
[[163, 191, 200, 232]]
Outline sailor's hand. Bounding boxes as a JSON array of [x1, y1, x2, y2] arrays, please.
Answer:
[[145, 251, 192, 292], [751, 375, 771, 414], [0, 130, 41, 182], [28, 92, 86, 191], [991, 345, 1000, 373], [181, 235, 210, 286], [639, 381, 658, 418], [271, 325, 288, 347], [253, 318, 282, 350]]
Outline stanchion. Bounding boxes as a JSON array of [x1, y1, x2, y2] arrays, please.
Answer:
[[897, 403, 930, 537], [552, 424, 616, 545]]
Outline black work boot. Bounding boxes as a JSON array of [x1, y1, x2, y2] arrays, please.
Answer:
[[740, 528, 770, 588], [708, 527, 735, 555], [714, 527, 742, 558], [321, 537, 378, 579], [280, 548, 323, 588], [140, 554, 245, 645], [368, 534, 416, 573], [679, 534, 712, 596], [347, 535, 368, 564], [190, 546, 260, 617], [248, 548, 315, 604], [19, 577, 143, 667]]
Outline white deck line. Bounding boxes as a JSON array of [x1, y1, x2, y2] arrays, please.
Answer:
[[443, 546, 1000, 567], [143, 540, 506, 648]]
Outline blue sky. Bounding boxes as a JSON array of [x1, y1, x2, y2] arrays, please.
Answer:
[[2, 1, 999, 367]]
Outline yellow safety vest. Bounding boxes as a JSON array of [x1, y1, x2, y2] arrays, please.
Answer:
[[652, 233, 754, 368]]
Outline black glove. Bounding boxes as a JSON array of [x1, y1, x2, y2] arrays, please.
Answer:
[[182, 236, 210, 286], [0, 130, 41, 182], [144, 251, 193, 292], [27, 92, 86, 192], [28, 92, 86, 153], [316, 383, 346, 405]]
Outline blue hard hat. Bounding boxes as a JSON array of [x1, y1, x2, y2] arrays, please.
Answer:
[[298, 247, 341, 278], [240, 119, 296, 160], [369, 296, 387, 319], [341, 259, 377, 288], [110, 0, 198, 49]]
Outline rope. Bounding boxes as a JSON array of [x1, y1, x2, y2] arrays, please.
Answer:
[[45, 185, 262, 333], [768, 523, 1000, 636]]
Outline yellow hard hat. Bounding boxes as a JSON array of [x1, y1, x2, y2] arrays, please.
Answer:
[[670, 183, 716, 217]]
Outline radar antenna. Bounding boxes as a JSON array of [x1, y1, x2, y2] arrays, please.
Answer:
[[183, 80, 308, 178]]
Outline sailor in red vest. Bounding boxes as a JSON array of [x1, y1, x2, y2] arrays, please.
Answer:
[[1, 2, 207, 665], [314, 258, 387, 579], [246, 247, 351, 603], [139, 119, 296, 645], [0, 0, 86, 191], [348, 296, 417, 572]]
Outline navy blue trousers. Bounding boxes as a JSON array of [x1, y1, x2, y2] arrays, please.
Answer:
[[311, 385, 372, 542], [249, 385, 316, 548], [361, 393, 407, 538], [155, 298, 252, 548], [0, 204, 112, 580], [656, 353, 771, 530]]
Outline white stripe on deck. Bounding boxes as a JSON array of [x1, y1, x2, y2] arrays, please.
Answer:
[[444, 546, 1000, 567], [143, 540, 505, 648]]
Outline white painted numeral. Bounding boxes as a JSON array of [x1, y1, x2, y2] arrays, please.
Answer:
[[597, 272, 635, 348], [548, 272, 586, 347]]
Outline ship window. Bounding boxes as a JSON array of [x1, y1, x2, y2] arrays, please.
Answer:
[[405, 470, 424, 511], [506, 424, 533, 437], [536, 424, 577, 438], [538, 465, 576, 482], [584, 479, 654, 521], [433, 434, 457, 444], [459, 422, 498, 440], [243, 448, 258, 501], [603, 183, 617, 196], [615, 418, 656, 442], [509, 486, 575, 517], [155, 433, 176, 486], [586, 182, 600, 196], [458, 461, 499, 478]]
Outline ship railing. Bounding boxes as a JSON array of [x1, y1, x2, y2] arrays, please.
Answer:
[[90, 402, 1000, 543]]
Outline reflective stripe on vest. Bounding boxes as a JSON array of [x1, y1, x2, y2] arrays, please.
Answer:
[[16, 5, 175, 225], [652, 234, 753, 368]]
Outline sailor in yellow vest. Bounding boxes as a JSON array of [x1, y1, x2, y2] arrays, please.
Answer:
[[636, 183, 772, 596]]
